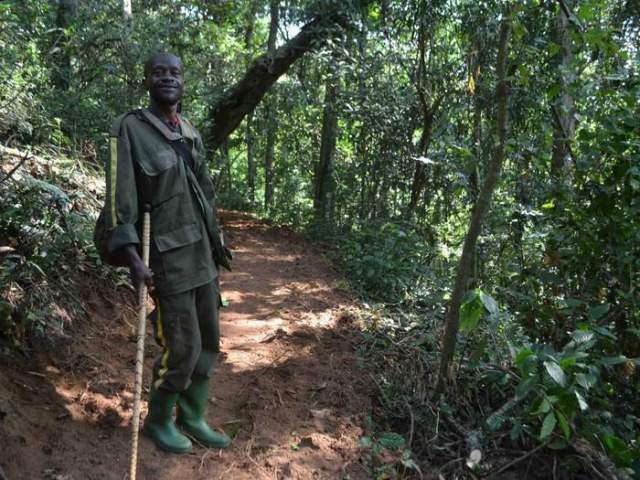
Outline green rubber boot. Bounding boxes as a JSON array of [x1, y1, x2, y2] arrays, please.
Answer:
[[176, 379, 231, 448], [143, 387, 193, 454]]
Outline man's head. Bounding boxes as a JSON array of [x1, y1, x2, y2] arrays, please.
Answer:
[[144, 52, 184, 106]]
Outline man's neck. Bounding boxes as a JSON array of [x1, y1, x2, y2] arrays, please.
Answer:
[[148, 100, 179, 122]]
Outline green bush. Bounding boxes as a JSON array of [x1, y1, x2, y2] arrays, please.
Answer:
[[335, 221, 432, 301]]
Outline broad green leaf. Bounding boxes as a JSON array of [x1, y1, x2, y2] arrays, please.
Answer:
[[509, 422, 522, 441], [576, 373, 597, 390], [480, 292, 498, 314], [564, 298, 585, 308], [540, 411, 556, 440], [378, 432, 405, 450], [359, 436, 373, 448], [547, 438, 569, 450], [532, 397, 552, 415], [599, 355, 628, 366], [401, 450, 422, 474], [544, 361, 567, 387], [460, 291, 484, 332], [570, 330, 594, 344], [592, 325, 617, 340], [516, 377, 537, 397], [575, 391, 589, 411], [487, 413, 505, 431], [515, 347, 535, 367], [556, 410, 571, 440], [588, 303, 610, 321]]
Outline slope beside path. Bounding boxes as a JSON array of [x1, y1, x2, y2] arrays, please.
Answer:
[[0, 211, 371, 480]]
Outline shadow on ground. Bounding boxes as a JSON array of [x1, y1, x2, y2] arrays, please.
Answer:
[[0, 211, 373, 480]]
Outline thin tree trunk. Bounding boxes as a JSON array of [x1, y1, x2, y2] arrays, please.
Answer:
[[264, 0, 280, 211], [244, 2, 259, 204], [436, 6, 514, 393], [314, 75, 339, 227], [406, 15, 441, 219], [407, 105, 437, 215], [123, 0, 132, 24], [551, 1, 576, 178], [53, 0, 77, 91]]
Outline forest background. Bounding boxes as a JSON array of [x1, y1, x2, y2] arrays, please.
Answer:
[[1, 0, 639, 478]]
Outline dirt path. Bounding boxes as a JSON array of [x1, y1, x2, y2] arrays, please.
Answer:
[[0, 212, 371, 480]]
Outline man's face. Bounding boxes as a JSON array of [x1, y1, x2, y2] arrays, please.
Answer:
[[144, 54, 184, 106]]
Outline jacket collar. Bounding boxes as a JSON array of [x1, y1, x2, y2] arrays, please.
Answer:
[[140, 108, 196, 143]]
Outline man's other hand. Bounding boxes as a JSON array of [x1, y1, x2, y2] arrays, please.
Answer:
[[130, 261, 154, 293], [121, 244, 154, 293]]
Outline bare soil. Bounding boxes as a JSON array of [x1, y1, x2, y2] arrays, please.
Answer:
[[0, 211, 372, 480]]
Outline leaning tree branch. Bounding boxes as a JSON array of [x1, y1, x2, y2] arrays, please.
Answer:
[[209, 11, 350, 151]]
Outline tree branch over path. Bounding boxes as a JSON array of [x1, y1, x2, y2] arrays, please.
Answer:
[[208, 10, 353, 151]]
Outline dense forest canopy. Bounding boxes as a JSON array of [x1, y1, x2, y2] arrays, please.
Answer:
[[1, 0, 640, 477]]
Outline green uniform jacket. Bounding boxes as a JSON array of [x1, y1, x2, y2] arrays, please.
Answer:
[[104, 109, 219, 296]]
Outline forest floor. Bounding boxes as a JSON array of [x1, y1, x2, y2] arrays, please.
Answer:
[[0, 211, 374, 480]]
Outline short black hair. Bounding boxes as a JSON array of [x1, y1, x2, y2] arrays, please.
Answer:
[[143, 52, 182, 78]]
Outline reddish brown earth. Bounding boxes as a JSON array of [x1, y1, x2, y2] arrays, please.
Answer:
[[0, 212, 372, 480]]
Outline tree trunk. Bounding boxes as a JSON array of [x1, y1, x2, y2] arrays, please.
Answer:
[[209, 10, 351, 151], [52, 0, 77, 91], [314, 75, 340, 227], [436, 6, 514, 393], [244, 2, 259, 204], [407, 105, 437, 216], [406, 16, 441, 219], [551, 1, 576, 178], [264, 0, 280, 211], [123, 0, 132, 25]]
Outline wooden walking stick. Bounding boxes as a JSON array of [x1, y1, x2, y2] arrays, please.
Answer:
[[129, 205, 151, 480]]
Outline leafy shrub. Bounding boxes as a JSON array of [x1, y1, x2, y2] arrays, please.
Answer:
[[334, 221, 432, 301]]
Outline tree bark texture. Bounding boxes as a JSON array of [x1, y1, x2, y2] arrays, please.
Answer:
[[53, 0, 77, 91], [264, 0, 280, 210], [314, 77, 339, 226], [244, 2, 259, 203], [551, 1, 576, 176], [436, 7, 514, 393], [209, 11, 349, 151], [406, 15, 442, 218]]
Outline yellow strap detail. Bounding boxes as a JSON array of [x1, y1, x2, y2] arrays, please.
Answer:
[[109, 137, 118, 226], [154, 305, 170, 389]]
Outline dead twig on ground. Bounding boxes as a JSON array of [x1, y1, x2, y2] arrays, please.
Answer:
[[0, 149, 31, 185], [486, 443, 546, 479]]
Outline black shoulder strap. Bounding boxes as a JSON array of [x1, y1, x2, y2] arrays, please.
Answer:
[[168, 140, 195, 172]]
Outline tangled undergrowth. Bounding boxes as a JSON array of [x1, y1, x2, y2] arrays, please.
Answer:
[[0, 145, 129, 353], [356, 302, 639, 480]]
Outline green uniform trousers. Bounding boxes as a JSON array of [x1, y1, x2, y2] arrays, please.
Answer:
[[150, 278, 221, 393]]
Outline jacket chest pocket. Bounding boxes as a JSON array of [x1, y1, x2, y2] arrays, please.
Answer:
[[137, 148, 184, 206], [154, 223, 208, 280]]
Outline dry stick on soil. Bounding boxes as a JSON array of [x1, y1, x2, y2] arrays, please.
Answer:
[[486, 443, 547, 479], [435, 3, 515, 393], [0, 150, 31, 185]]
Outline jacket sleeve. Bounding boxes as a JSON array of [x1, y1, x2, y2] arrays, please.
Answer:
[[193, 135, 217, 211], [105, 119, 140, 253]]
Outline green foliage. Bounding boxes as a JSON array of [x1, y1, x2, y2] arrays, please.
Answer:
[[0, 152, 128, 343], [0, 0, 638, 474], [359, 420, 422, 479], [459, 288, 498, 332], [334, 221, 432, 301]]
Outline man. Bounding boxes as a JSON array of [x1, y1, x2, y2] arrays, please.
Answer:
[[103, 52, 231, 454]]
